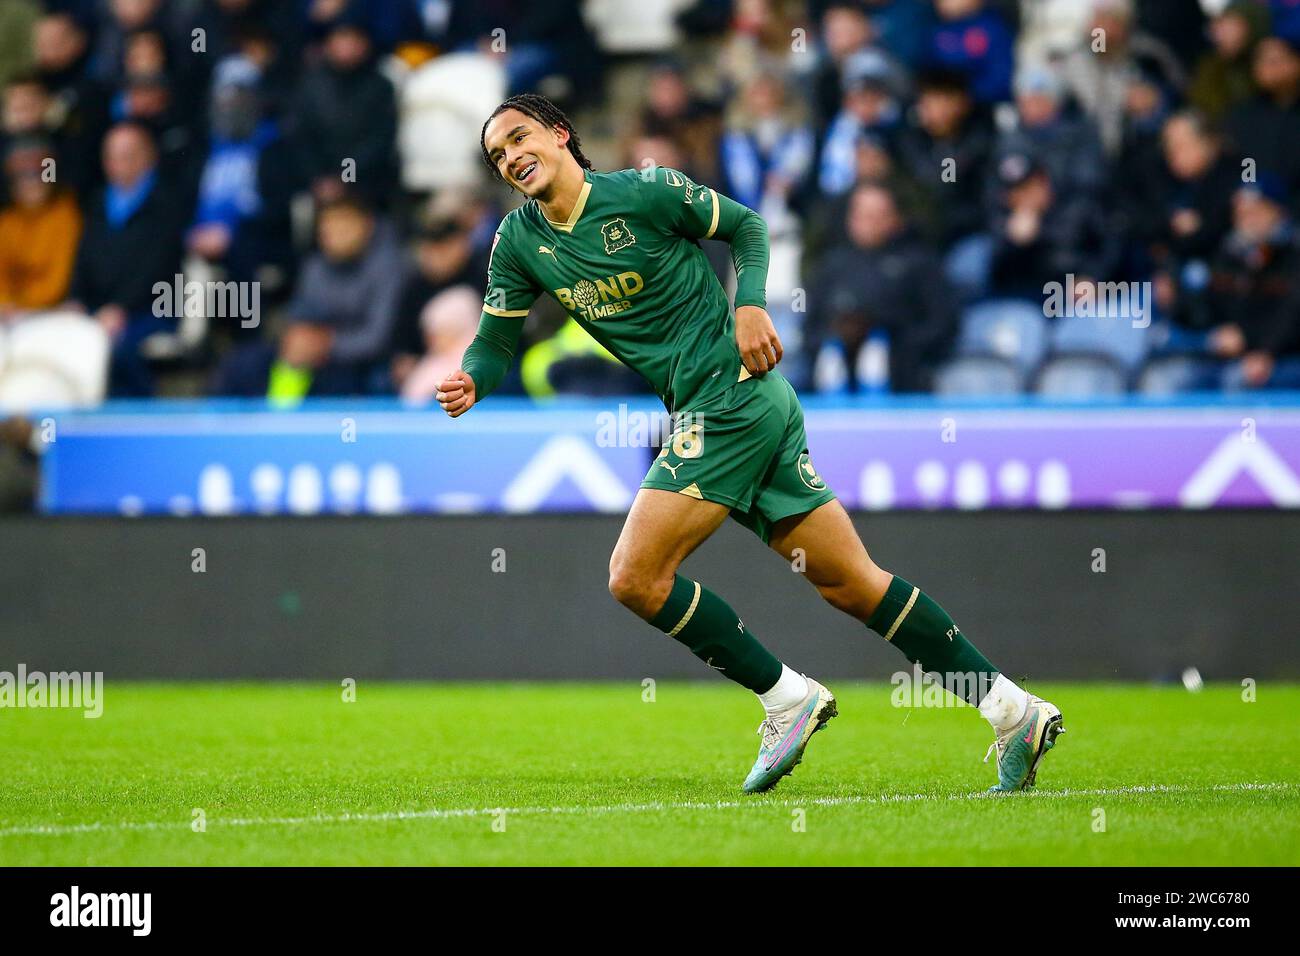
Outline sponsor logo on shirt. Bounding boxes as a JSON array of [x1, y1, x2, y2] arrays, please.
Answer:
[[554, 271, 645, 320]]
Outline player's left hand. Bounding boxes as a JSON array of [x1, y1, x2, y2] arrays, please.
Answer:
[[735, 305, 783, 377]]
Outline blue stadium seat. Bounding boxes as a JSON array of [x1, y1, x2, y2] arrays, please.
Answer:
[[1034, 354, 1128, 397], [957, 300, 1049, 374], [1050, 312, 1150, 371], [1137, 355, 1222, 395], [933, 355, 1025, 396]]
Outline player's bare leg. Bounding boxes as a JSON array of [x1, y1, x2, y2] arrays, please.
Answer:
[[608, 488, 837, 792], [766, 498, 894, 621], [768, 500, 1064, 791], [607, 488, 730, 621]]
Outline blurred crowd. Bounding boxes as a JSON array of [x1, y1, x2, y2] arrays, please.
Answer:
[[2, 0, 1300, 406]]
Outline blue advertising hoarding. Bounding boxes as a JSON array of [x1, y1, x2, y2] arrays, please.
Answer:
[[37, 395, 1300, 515]]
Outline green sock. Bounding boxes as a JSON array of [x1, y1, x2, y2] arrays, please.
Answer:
[[867, 575, 998, 705], [649, 575, 783, 693], [267, 361, 313, 406]]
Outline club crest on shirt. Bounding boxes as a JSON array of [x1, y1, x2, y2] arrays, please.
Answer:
[[601, 218, 636, 255], [797, 452, 826, 491]]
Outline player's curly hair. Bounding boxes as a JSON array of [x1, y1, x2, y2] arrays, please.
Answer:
[[480, 93, 593, 182]]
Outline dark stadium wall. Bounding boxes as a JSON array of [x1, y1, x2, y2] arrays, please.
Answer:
[[1, 512, 1296, 682]]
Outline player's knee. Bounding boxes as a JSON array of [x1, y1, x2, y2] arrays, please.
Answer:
[[607, 566, 634, 606], [818, 581, 873, 619], [818, 566, 892, 622], [608, 561, 644, 613], [608, 564, 673, 620]]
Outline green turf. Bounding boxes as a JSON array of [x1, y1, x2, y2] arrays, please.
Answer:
[[1, 682, 1297, 866]]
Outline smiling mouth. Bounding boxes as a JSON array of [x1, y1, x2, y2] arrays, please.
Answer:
[[515, 161, 538, 184]]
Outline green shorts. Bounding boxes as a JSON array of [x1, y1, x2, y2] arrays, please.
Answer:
[[640, 370, 837, 543]]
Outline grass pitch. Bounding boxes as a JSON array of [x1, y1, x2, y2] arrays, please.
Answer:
[[1, 682, 1297, 866]]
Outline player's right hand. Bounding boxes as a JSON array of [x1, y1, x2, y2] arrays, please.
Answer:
[[436, 370, 476, 418]]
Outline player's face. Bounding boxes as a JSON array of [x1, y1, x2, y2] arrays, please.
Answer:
[[484, 109, 567, 198]]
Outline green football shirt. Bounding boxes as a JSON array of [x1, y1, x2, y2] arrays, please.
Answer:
[[466, 165, 771, 413]]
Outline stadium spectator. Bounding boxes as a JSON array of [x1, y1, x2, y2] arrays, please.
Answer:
[[805, 182, 957, 393], [114, 24, 207, 122], [716, 0, 805, 92], [292, 17, 397, 207], [89, 0, 173, 85], [633, 60, 722, 184], [810, 1, 879, 135], [622, 133, 686, 180], [0, 139, 82, 315], [219, 20, 298, 118], [390, 204, 490, 390], [399, 285, 482, 404], [68, 121, 187, 396], [110, 57, 205, 206], [804, 130, 934, 290], [1014, 0, 1093, 66], [121, 27, 168, 79], [186, 56, 297, 316], [800, 125, 935, 287], [2, 72, 49, 144], [93, 6, 207, 125], [987, 152, 1116, 301], [719, 72, 814, 215], [186, 1, 304, 111], [1203, 179, 1300, 388], [995, 64, 1108, 203], [894, 67, 995, 296], [923, 0, 1015, 105], [1113, 58, 1176, 207], [215, 195, 404, 401], [1057, 0, 1187, 157], [1140, 111, 1240, 269], [29, 11, 107, 197], [817, 48, 906, 195], [1, 73, 52, 203], [31, 11, 97, 101], [1189, 0, 1271, 120], [1225, 35, 1300, 213]]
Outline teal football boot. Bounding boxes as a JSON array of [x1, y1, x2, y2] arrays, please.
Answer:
[[985, 695, 1065, 792], [742, 677, 837, 794]]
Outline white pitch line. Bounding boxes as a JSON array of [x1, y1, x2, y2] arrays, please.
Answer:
[[0, 782, 1293, 839]]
